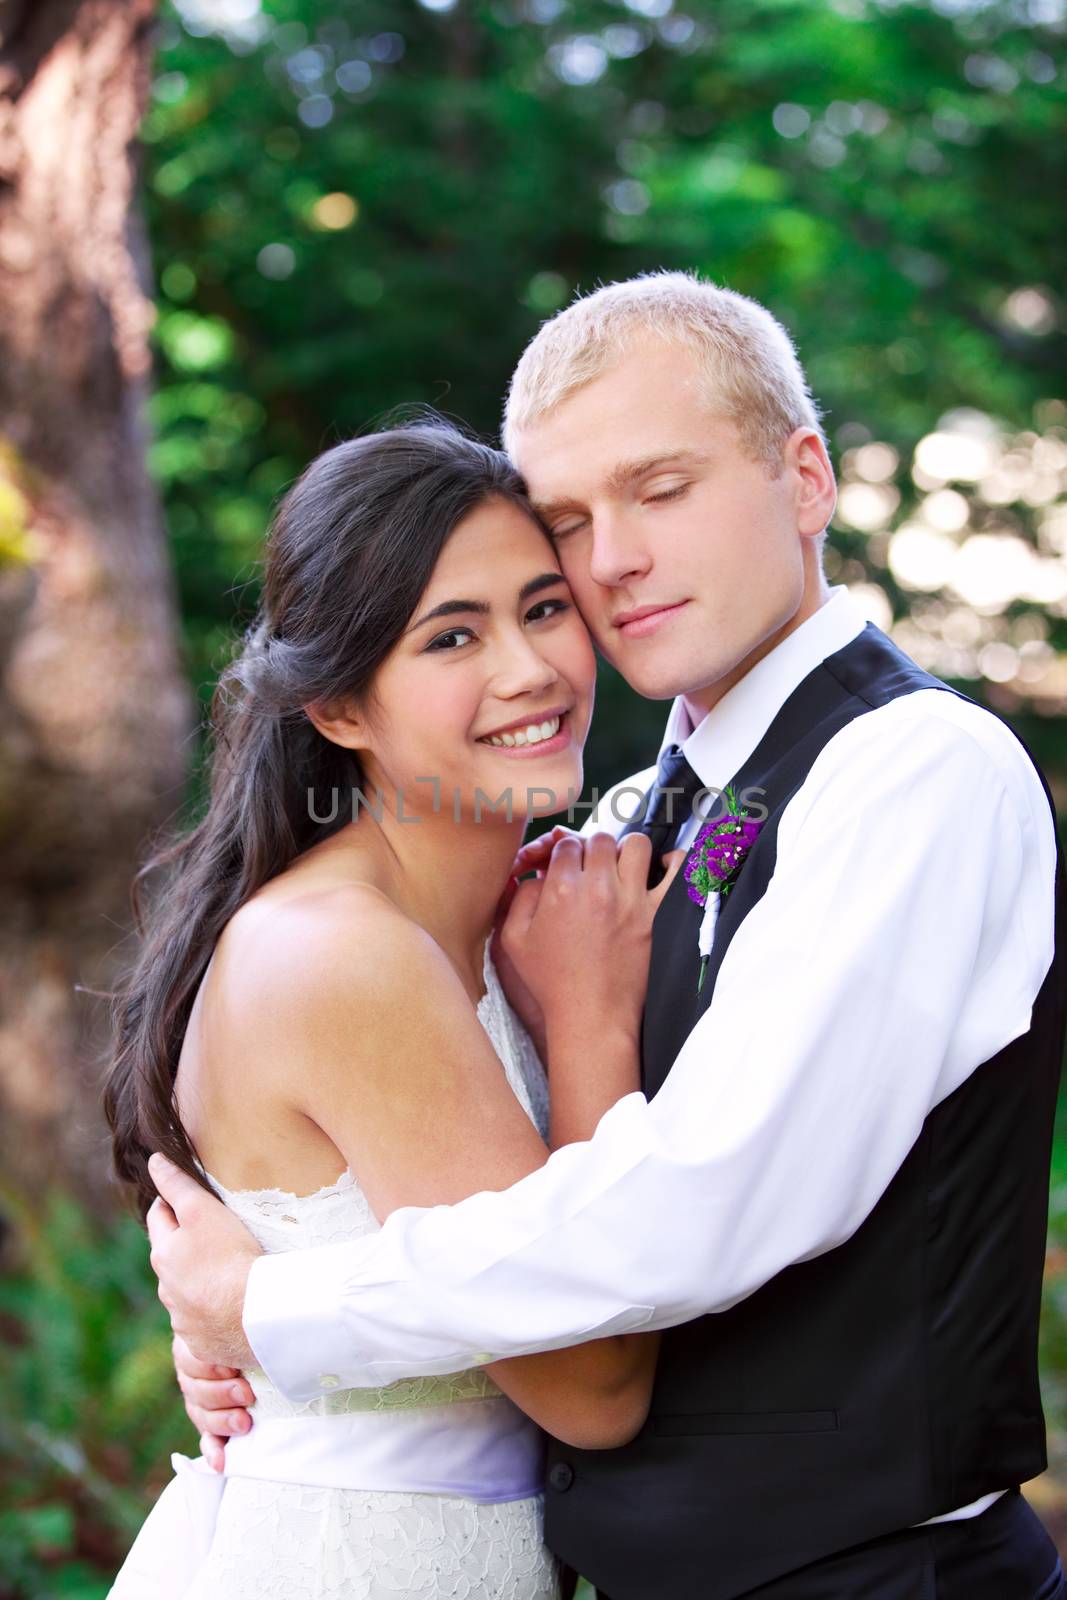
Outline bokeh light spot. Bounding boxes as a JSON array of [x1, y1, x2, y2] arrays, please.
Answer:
[[312, 192, 358, 230]]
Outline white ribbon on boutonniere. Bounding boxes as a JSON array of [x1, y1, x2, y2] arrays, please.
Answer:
[[684, 786, 764, 995], [696, 892, 721, 994]]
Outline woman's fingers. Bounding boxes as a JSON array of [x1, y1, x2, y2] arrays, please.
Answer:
[[512, 825, 576, 877], [184, 1393, 252, 1438], [542, 832, 584, 891], [177, 1365, 254, 1414], [172, 1333, 240, 1385], [199, 1432, 227, 1474], [501, 876, 543, 944], [185, 1387, 249, 1436], [494, 873, 518, 928], [617, 830, 653, 887], [174, 1326, 254, 1432], [582, 830, 620, 871]]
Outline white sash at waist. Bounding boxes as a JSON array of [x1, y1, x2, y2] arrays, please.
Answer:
[[223, 1394, 545, 1503], [108, 1395, 545, 1598]]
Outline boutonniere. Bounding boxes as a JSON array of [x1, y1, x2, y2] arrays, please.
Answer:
[[684, 786, 764, 994]]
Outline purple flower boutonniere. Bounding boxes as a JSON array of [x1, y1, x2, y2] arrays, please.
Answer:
[[684, 786, 764, 994]]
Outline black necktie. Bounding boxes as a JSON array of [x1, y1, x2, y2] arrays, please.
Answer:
[[624, 744, 705, 882]]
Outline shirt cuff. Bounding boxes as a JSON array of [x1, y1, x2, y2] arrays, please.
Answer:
[[243, 1246, 378, 1401]]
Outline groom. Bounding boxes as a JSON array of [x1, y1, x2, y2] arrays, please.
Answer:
[[150, 272, 1066, 1597]]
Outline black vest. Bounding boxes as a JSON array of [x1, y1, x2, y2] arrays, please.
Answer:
[[543, 624, 1067, 1599]]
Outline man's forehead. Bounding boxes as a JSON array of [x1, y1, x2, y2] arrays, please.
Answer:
[[518, 430, 717, 511], [510, 337, 706, 453]]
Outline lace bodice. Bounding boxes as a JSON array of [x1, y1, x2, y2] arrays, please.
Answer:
[[205, 941, 550, 1421]]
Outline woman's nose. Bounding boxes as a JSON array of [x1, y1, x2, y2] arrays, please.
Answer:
[[493, 630, 560, 696]]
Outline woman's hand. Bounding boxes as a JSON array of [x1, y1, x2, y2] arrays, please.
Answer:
[[509, 823, 577, 881], [499, 831, 683, 1053], [492, 827, 584, 1054], [171, 1333, 254, 1472], [491, 873, 548, 1060]]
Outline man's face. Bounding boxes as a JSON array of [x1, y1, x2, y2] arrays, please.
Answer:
[[511, 338, 834, 713]]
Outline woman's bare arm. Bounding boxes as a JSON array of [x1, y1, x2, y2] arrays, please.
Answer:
[[242, 882, 657, 1448], [170, 834, 677, 1449]]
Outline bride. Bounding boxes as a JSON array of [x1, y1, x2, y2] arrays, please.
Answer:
[[104, 420, 677, 1599]]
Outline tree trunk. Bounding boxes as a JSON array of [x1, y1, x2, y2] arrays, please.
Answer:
[[0, 0, 190, 1211]]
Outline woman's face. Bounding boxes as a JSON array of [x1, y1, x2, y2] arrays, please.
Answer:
[[360, 497, 596, 823]]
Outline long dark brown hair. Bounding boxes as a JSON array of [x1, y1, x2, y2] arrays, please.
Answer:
[[104, 420, 532, 1215]]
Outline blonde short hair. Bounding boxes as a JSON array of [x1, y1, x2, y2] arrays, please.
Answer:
[[503, 271, 824, 471]]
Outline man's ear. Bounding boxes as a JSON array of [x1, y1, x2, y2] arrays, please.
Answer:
[[786, 428, 837, 538], [304, 697, 366, 752]]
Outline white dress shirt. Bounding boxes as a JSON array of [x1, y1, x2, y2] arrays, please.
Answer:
[[244, 588, 1057, 1528]]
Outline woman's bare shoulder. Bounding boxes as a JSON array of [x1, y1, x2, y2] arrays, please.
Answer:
[[212, 880, 462, 1043]]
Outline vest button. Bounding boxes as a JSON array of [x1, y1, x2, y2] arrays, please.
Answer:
[[548, 1461, 575, 1493]]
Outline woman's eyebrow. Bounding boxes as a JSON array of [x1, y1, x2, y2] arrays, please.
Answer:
[[519, 572, 567, 602], [408, 597, 490, 632], [408, 573, 564, 633]]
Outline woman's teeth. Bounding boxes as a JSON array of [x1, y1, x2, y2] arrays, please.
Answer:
[[483, 715, 561, 749]]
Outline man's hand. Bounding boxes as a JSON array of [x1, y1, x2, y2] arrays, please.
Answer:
[[146, 1153, 262, 1370]]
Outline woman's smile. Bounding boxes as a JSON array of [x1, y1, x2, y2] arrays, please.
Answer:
[[477, 708, 573, 755]]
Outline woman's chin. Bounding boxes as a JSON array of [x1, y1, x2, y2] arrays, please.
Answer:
[[522, 750, 585, 822], [465, 746, 584, 825]]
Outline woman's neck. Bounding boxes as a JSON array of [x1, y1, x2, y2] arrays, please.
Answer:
[[310, 803, 527, 997]]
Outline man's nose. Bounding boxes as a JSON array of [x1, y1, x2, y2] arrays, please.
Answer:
[[587, 511, 652, 589]]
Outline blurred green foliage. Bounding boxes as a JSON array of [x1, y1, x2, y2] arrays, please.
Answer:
[[1041, 1100, 1067, 1447], [142, 0, 1067, 801], [0, 1190, 187, 1599], [3, 0, 1067, 1591]]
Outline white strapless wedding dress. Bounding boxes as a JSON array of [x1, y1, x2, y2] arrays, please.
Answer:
[[109, 947, 560, 1600]]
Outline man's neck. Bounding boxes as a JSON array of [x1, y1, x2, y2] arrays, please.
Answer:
[[683, 575, 831, 724]]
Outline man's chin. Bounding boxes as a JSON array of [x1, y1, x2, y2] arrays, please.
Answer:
[[590, 623, 713, 701], [605, 633, 758, 708], [613, 663, 695, 702]]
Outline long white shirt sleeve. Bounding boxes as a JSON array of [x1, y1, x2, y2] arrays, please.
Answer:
[[244, 621, 1057, 1402]]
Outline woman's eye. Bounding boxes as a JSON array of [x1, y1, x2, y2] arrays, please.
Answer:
[[426, 628, 476, 652], [646, 483, 691, 505], [525, 598, 570, 624]]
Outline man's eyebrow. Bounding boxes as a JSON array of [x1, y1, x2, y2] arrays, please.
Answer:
[[532, 451, 711, 519], [603, 450, 711, 495], [530, 494, 583, 522], [408, 573, 565, 632]]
